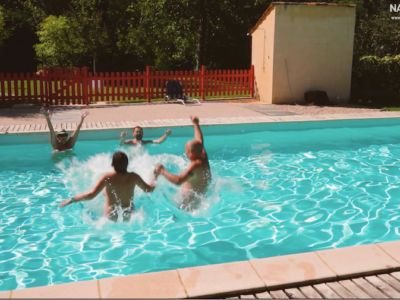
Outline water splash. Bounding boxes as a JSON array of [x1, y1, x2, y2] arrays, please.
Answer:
[[55, 146, 227, 223]]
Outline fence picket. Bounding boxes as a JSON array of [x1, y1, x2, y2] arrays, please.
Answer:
[[126, 72, 131, 100], [42, 68, 47, 106], [88, 72, 93, 103], [104, 72, 109, 102], [25, 73, 31, 103], [66, 69, 72, 105], [0, 73, 5, 104], [99, 72, 104, 102], [12, 73, 18, 104], [111, 72, 115, 102], [6, 73, 12, 105], [33, 72, 39, 104], [72, 68, 78, 105], [33, 73, 39, 104], [131, 72, 136, 100]]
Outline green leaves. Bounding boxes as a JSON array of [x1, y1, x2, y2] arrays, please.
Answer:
[[1, 0, 398, 79], [355, 55, 400, 94], [0, 6, 9, 47], [34, 15, 86, 67]]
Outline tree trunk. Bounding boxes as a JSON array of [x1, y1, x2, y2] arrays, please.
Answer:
[[195, 0, 206, 71]]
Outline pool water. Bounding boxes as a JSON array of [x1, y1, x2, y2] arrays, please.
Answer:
[[1, 124, 400, 291]]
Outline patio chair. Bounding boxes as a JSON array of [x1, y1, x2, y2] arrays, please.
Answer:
[[164, 80, 201, 106]]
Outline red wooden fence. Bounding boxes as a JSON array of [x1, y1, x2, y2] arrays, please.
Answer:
[[0, 65, 254, 106]]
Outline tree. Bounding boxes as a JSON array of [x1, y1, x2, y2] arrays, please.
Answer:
[[119, 0, 198, 70], [33, 1, 115, 71], [0, 6, 11, 47], [3, 0, 400, 74], [34, 15, 86, 67], [70, 0, 110, 72]]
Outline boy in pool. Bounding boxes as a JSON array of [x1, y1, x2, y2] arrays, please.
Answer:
[[119, 126, 172, 146], [41, 107, 89, 151], [154, 116, 211, 210], [59, 151, 158, 221]]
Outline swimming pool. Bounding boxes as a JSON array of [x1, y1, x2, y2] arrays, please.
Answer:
[[1, 119, 400, 291]]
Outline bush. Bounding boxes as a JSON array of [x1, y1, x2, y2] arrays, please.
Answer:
[[351, 55, 400, 107], [352, 55, 400, 101]]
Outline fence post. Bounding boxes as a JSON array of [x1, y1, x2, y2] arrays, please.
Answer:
[[82, 67, 88, 105], [43, 67, 49, 107], [201, 65, 205, 100], [146, 66, 150, 103], [249, 65, 254, 98]]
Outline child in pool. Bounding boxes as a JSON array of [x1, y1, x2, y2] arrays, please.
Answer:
[[155, 116, 211, 210], [59, 151, 158, 221]]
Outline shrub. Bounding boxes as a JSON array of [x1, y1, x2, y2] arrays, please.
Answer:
[[352, 55, 400, 98]]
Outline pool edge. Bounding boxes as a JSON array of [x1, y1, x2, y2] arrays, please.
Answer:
[[4, 240, 400, 298]]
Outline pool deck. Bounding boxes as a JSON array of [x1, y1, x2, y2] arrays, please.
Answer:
[[2, 101, 400, 298], [0, 99, 386, 128], [0, 102, 399, 134]]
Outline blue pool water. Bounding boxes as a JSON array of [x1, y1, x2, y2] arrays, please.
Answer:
[[1, 122, 400, 291]]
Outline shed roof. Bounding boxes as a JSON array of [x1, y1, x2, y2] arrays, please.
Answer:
[[249, 2, 356, 35]]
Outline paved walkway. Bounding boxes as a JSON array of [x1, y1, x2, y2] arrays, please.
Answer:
[[1, 109, 400, 135], [0, 100, 382, 126], [240, 104, 297, 116], [50, 107, 82, 124]]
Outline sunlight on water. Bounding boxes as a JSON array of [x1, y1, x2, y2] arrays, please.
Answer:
[[1, 124, 400, 291]]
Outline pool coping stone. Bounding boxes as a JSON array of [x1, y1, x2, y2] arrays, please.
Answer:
[[316, 244, 400, 279], [377, 240, 400, 265], [249, 252, 337, 289], [98, 269, 187, 299], [10, 280, 99, 299], [178, 261, 265, 298]]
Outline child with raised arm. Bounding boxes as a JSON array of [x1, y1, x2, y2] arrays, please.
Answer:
[[41, 107, 89, 151], [155, 116, 211, 210]]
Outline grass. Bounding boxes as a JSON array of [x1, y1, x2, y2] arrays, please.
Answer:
[[0, 93, 251, 107], [381, 107, 400, 111], [106, 93, 250, 104]]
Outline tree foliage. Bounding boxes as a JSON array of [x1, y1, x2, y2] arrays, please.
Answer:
[[353, 55, 400, 98], [0, 6, 9, 47], [34, 15, 85, 67], [0, 0, 399, 80]]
